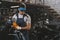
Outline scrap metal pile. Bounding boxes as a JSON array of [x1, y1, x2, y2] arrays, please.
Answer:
[[0, 1, 60, 40]]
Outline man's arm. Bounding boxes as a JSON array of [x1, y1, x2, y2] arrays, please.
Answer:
[[21, 15, 31, 30], [21, 22, 31, 30]]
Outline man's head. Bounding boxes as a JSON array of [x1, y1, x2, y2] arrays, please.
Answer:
[[18, 7, 26, 15]]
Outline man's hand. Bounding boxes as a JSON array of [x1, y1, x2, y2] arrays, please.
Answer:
[[12, 22, 21, 29], [16, 26, 21, 30]]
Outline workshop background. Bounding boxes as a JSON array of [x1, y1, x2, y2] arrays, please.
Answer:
[[0, 0, 60, 40]]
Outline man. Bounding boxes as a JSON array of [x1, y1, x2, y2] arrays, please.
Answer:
[[12, 7, 31, 40]]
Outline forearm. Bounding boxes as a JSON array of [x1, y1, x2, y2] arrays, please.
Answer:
[[22, 23, 31, 30], [20, 23, 31, 30], [21, 26, 30, 30]]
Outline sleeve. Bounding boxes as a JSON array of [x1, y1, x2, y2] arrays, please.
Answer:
[[12, 14, 17, 22], [26, 15, 31, 24]]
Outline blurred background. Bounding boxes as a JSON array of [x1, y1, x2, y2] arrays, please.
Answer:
[[0, 0, 60, 40]]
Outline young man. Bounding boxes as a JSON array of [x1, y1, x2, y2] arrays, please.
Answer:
[[12, 7, 31, 40]]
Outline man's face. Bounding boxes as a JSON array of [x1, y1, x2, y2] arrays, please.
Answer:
[[19, 10, 25, 15]]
